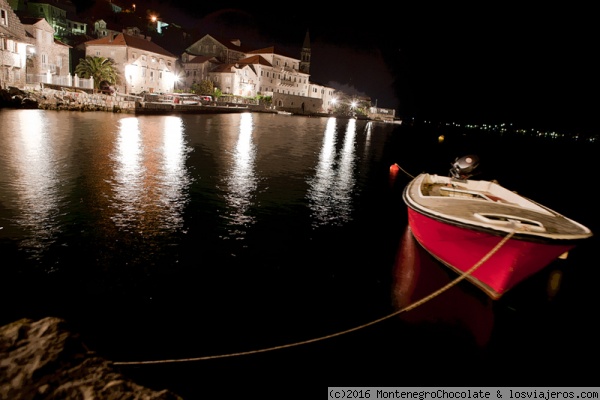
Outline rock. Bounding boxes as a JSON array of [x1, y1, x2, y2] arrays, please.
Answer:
[[0, 317, 183, 400], [0, 88, 39, 109], [7, 86, 24, 96], [21, 98, 39, 109]]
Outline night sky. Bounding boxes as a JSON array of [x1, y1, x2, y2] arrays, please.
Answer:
[[76, 1, 597, 135]]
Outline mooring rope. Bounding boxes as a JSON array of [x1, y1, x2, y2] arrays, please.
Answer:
[[394, 163, 416, 180], [113, 230, 515, 366]]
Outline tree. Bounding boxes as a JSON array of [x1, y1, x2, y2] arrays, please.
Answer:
[[212, 87, 222, 99], [75, 56, 118, 92], [191, 79, 214, 95]]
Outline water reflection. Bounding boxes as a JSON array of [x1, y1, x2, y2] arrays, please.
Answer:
[[308, 117, 357, 227], [363, 121, 373, 159], [392, 225, 495, 347], [9, 111, 61, 257], [110, 116, 190, 235], [223, 113, 257, 237], [111, 117, 144, 230], [156, 117, 190, 231]]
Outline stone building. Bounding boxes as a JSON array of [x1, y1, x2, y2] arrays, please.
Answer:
[[185, 34, 249, 65], [21, 16, 70, 82], [179, 53, 219, 90], [83, 32, 177, 94], [1, 0, 28, 88], [22, 0, 86, 38], [182, 31, 336, 113]]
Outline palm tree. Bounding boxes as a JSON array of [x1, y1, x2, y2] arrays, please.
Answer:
[[75, 56, 118, 92]]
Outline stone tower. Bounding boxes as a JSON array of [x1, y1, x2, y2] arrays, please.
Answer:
[[299, 29, 311, 74]]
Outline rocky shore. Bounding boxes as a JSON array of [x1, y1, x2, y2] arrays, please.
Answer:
[[0, 317, 183, 400], [0, 86, 42, 109], [0, 86, 136, 113]]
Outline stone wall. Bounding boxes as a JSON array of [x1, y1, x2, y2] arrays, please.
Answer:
[[272, 92, 323, 115], [37, 87, 137, 112]]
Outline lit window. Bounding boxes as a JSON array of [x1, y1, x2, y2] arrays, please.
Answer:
[[0, 9, 7, 26]]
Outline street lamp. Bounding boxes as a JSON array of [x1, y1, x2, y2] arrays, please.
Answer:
[[125, 64, 137, 94], [25, 46, 35, 87], [173, 73, 181, 92]]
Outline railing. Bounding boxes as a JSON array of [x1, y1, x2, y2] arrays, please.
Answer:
[[42, 63, 57, 73], [1, 52, 21, 68], [26, 73, 94, 89]]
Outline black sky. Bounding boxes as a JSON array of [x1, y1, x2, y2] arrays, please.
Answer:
[[77, 1, 597, 135]]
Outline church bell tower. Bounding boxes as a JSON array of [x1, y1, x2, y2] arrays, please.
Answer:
[[299, 30, 311, 74]]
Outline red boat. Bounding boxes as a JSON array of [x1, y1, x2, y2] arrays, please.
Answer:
[[402, 155, 593, 299]]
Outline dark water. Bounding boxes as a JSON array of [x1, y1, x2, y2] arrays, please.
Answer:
[[1, 110, 598, 397]]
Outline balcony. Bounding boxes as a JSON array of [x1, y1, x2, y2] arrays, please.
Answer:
[[42, 63, 57, 74], [1, 52, 22, 68], [279, 79, 296, 87]]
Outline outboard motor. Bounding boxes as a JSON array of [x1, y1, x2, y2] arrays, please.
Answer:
[[450, 155, 480, 180]]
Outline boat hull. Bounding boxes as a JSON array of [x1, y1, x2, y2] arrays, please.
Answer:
[[406, 208, 574, 299], [134, 102, 250, 115], [401, 172, 591, 299]]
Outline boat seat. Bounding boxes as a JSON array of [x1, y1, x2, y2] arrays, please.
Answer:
[[439, 186, 492, 201]]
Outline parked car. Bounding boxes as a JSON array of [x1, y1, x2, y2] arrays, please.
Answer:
[[99, 82, 115, 95]]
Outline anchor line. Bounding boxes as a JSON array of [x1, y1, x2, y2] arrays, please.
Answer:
[[113, 230, 515, 366]]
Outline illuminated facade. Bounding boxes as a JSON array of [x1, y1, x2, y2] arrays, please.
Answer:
[[22, 17, 70, 78], [24, 0, 86, 38], [185, 34, 336, 113], [84, 32, 177, 94], [179, 53, 218, 90], [1, 0, 28, 88]]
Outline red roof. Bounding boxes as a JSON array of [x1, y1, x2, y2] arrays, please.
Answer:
[[84, 33, 176, 58], [237, 55, 272, 67]]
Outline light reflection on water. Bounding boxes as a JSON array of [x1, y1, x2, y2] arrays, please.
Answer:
[[3, 111, 62, 258], [0, 112, 379, 262], [223, 113, 257, 236], [0, 109, 386, 271], [110, 116, 191, 234], [111, 117, 144, 231], [2, 110, 598, 393], [307, 117, 357, 226]]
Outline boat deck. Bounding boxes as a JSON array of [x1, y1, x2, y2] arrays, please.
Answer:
[[406, 177, 591, 237]]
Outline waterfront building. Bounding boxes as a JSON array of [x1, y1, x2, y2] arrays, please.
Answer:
[[22, 0, 86, 38], [4, 0, 388, 115], [183, 31, 336, 114], [1, 0, 29, 88], [83, 32, 177, 94], [179, 53, 219, 90], [91, 19, 121, 39], [21, 16, 71, 87], [184, 34, 249, 65]]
